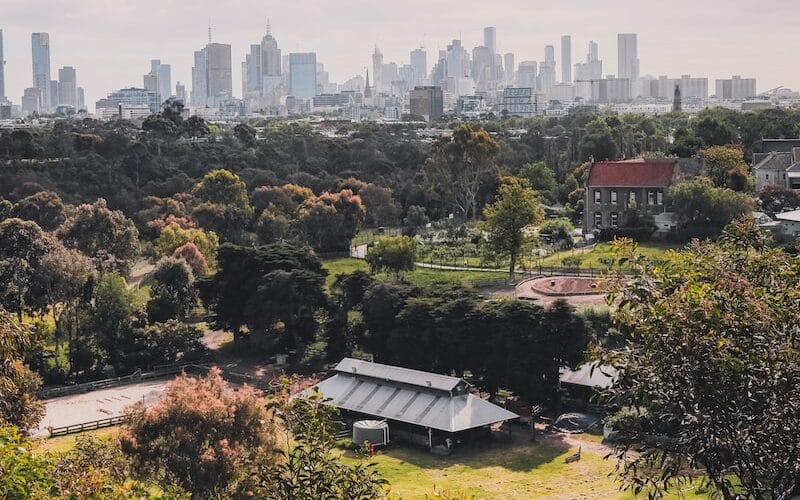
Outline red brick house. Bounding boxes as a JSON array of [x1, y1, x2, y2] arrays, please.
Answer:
[[583, 159, 682, 233]]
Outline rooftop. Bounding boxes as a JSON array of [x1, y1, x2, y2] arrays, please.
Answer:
[[586, 159, 680, 188], [334, 358, 465, 394], [775, 210, 800, 223]]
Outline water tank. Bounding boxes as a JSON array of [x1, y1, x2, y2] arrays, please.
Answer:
[[352, 420, 389, 446]]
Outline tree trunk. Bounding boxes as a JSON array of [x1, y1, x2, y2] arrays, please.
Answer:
[[509, 251, 517, 280]]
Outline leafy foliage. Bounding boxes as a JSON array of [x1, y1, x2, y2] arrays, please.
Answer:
[[365, 236, 418, 280], [0, 310, 44, 432]]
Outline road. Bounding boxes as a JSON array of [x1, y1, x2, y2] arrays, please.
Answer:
[[33, 379, 171, 437]]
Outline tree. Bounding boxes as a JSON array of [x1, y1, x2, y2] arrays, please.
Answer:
[[0, 310, 44, 433], [605, 221, 800, 499], [538, 218, 574, 244], [758, 185, 800, 216], [130, 320, 205, 369], [146, 257, 197, 323], [87, 272, 143, 373], [359, 183, 401, 227], [57, 198, 139, 275], [254, 209, 290, 244], [120, 368, 276, 497], [669, 177, 755, 231], [579, 118, 619, 161], [0, 425, 52, 499], [154, 222, 219, 267], [192, 169, 253, 243], [11, 191, 68, 231], [0, 218, 54, 318], [701, 145, 750, 190], [402, 205, 430, 236], [518, 162, 557, 203], [298, 190, 365, 252], [172, 241, 210, 277], [239, 384, 386, 499], [424, 124, 500, 220], [481, 177, 543, 278], [365, 236, 418, 280], [233, 123, 257, 148]]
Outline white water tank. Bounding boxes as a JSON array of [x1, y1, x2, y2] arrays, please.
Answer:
[[352, 420, 389, 446]]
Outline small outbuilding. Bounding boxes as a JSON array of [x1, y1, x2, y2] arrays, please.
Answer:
[[300, 358, 518, 451]]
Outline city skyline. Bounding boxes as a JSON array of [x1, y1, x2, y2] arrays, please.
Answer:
[[1, 0, 798, 112]]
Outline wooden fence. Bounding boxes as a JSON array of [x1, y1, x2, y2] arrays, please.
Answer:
[[48, 416, 128, 437]]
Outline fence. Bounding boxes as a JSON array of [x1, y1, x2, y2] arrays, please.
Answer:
[[48, 416, 128, 437]]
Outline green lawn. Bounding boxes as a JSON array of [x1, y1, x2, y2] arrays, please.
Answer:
[[33, 426, 121, 454], [539, 242, 685, 269], [340, 433, 706, 499], [322, 258, 508, 290]]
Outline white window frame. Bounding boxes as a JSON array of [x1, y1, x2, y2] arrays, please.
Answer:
[[594, 190, 601, 204], [594, 212, 602, 227], [611, 190, 617, 204], [629, 191, 636, 204], [611, 212, 618, 228], [648, 191, 655, 205], [657, 191, 664, 205]]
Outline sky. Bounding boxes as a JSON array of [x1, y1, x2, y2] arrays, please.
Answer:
[[2, 0, 798, 112]]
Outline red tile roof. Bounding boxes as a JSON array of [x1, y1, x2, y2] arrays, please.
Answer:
[[586, 159, 679, 187]]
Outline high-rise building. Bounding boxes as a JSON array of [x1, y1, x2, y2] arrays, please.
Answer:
[[504, 53, 515, 86], [617, 33, 639, 85], [715, 76, 757, 100], [445, 39, 471, 96], [21, 87, 42, 115], [471, 46, 493, 92], [191, 42, 232, 107], [175, 82, 186, 102], [575, 40, 603, 101], [57, 66, 77, 108], [561, 35, 572, 84], [289, 52, 317, 99], [483, 27, 497, 57], [32, 33, 52, 111], [409, 86, 443, 121], [244, 22, 282, 100], [410, 48, 427, 86], [77, 87, 85, 110], [372, 47, 384, 93], [517, 61, 537, 89], [143, 60, 171, 103], [95, 87, 161, 120], [0, 29, 6, 102], [538, 46, 556, 94]]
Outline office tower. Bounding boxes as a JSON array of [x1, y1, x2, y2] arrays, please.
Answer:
[[471, 46, 493, 91], [588, 40, 598, 62], [32, 33, 52, 110], [561, 35, 572, 83], [715, 76, 757, 100], [0, 30, 6, 101], [289, 52, 317, 98], [410, 48, 427, 86], [57, 66, 77, 107], [483, 27, 497, 57], [144, 60, 170, 102], [50, 80, 59, 108], [372, 47, 383, 93], [409, 86, 443, 121], [191, 42, 232, 107], [504, 53, 515, 86], [95, 87, 161, 120], [245, 22, 282, 100], [21, 88, 42, 115], [77, 87, 85, 110], [517, 61, 537, 89], [539, 46, 556, 93], [617, 33, 639, 81], [175, 82, 186, 102], [445, 39, 471, 97], [575, 40, 603, 101]]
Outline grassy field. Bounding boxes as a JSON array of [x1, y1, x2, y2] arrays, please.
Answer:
[[322, 258, 509, 290], [539, 242, 685, 269], [341, 433, 705, 500], [33, 427, 120, 454]]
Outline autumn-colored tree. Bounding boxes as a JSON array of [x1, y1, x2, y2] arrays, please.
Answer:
[[120, 368, 277, 497], [154, 222, 219, 268], [171, 241, 210, 277], [298, 189, 365, 252]]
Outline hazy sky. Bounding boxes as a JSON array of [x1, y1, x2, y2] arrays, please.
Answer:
[[3, 0, 797, 111]]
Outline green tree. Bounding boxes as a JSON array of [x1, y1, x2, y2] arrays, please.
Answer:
[[669, 177, 755, 231], [192, 169, 253, 243], [154, 222, 219, 267], [0, 425, 52, 499], [518, 162, 557, 203], [424, 124, 500, 220], [579, 118, 619, 161], [365, 236, 418, 280], [605, 221, 800, 499], [298, 190, 365, 252], [402, 205, 430, 236], [146, 257, 197, 323], [239, 384, 386, 499], [0, 310, 44, 433], [0, 218, 54, 318], [57, 199, 139, 275], [120, 368, 276, 498], [87, 273, 143, 372], [538, 218, 574, 244], [481, 177, 543, 278], [701, 145, 750, 189], [11, 191, 69, 231]]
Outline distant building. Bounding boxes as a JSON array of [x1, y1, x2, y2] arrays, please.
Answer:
[[561, 35, 572, 84], [574, 40, 602, 101], [57, 66, 77, 108], [175, 82, 186, 103], [21, 87, 42, 115], [95, 87, 160, 120], [517, 61, 537, 89], [538, 45, 556, 94], [77, 87, 85, 111], [410, 48, 427, 86], [775, 210, 800, 239], [617, 33, 639, 95], [646, 75, 708, 100], [457, 95, 486, 118], [144, 60, 172, 104], [597, 77, 631, 103], [312, 91, 363, 108], [503, 53, 515, 86], [500, 87, 542, 117], [715, 76, 757, 100], [409, 86, 443, 121], [583, 159, 682, 233], [192, 43, 232, 107], [0, 29, 6, 102], [32, 33, 52, 110], [752, 139, 800, 190], [288, 52, 317, 99]]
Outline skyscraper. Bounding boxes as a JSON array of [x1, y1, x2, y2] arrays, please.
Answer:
[[32, 33, 52, 111], [372, 47, 383, 93], [575, 40, 603, 101], [471, 46, 493, 92], [57, 66, 77, 108], [560, 35, 572, 84], [191, 42, 232, 107], [144, 60, 172, 103], [0, 30, 6, 102], [617, 33, 639, 81], [245, 21, 283, 100], [77, 87, 85, 111], [289, 52, 317, 99], [539, 46, 556, 93], [517, 61, 537, 89], [410, 48, 427, 86], [504, 53, 515, 86], [175, 82, 186, 103], [483, 27, 497, 57]]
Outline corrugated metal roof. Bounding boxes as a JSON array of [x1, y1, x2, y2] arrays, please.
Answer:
[[335, 358, 464, 393], [559, 363, 617, 389], [301, 372, 518, 432]]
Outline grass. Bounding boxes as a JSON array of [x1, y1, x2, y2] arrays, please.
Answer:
[[33, 426, 120, 454], [322, 258, 508, 291], [539, 242, 685, 269], [341, 433, 706, 499]]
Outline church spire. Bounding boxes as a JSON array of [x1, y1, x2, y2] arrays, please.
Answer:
[[364, 68, 372, 98]]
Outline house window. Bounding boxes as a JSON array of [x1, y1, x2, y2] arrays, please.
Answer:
[[766, 173, 769, 180], [657, 191, 664, 205], [594, 212, 602, 227], [629, 191, 636, 204], [611, 190, 617, 204], [611, 213, 618, 228], [648, 191, 655, 205], [594, 190, 601, 204]]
